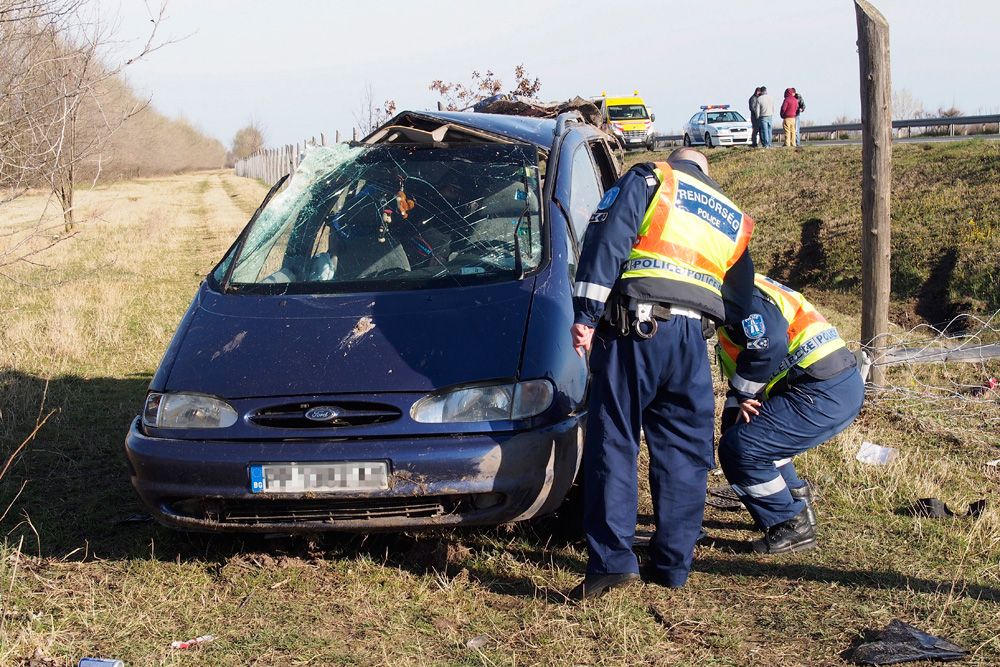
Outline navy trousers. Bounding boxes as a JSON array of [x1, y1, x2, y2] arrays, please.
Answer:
[[718, 368, 864, 528], [583, 316, 714, 588]]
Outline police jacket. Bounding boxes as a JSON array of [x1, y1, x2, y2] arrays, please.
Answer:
[[717, 275, 857, 401], [572, 160, 754, 328]]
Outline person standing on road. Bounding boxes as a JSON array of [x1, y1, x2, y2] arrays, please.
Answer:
[[567, 148, 756, 600], [756, 86, 775, 148], [749, 87, 762, 147], [794, 89, 806, 145], [716, 274, 864, 553], [781, 88, 799, 147]]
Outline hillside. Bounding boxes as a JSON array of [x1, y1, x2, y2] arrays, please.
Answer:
[[628, 141, 1000, 322]]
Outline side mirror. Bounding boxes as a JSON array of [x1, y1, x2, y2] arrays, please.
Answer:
[[698, 119, 706, 125], [650, 113, 656, 122]]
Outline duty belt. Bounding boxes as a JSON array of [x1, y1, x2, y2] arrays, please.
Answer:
[[630, 299, 702, 339]]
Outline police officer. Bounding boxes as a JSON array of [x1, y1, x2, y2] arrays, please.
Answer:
[[716, 274, 864, 553], [569, 148, 755, 599]]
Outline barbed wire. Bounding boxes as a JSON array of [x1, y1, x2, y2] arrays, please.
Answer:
[[855, 310, 1000, 426]]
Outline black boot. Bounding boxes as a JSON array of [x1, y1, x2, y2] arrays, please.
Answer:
[[751, 506, 816, 554], [789, 482, 817, 528]]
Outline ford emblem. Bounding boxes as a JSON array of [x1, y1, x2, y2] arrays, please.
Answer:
[[305, 406, 341, 422]]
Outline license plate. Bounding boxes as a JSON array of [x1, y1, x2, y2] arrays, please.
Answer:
[[249, 462, 389, 494]]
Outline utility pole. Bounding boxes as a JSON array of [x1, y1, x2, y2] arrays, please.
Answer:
[[855, 0, 892, 386]]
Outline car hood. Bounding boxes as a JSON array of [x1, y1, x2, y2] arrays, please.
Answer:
[[712, 122, 751, 130], [163, 280, 535, 398]]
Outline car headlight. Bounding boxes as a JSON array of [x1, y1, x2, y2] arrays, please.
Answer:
[[143, 392, 239, 429], [411, 380, 554, 423], [610, 125, 624, 135]]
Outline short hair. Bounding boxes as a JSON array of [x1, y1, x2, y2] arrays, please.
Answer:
[[667, 148, 709, 176]]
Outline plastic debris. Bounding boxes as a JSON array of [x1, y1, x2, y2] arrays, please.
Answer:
[[856, 440, 898, 465], [706, 485, 743, 510], [79, 659, 124, 667], [911, 498, 986, 519], [986, 459, 999, 468], [848, 619, 967, 664], [170, 635, 216, 650], [466, 635, 489, 650]]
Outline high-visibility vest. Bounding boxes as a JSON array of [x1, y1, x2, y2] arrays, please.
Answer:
[[618, 162, 754, 316], [717, 274, 847, 397]]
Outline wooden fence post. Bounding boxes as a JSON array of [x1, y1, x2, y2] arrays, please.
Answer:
[[856, 0, 892, 387]]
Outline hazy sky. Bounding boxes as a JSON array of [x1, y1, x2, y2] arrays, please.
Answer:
[[111, 0, 1000, 147]]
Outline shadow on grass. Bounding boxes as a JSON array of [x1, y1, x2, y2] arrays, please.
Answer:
[[693, 557, 1000, 603]]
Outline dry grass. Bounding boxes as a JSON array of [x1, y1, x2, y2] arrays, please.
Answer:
[[0, 163, 997, 666]]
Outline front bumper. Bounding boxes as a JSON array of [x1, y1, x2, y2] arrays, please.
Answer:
[[715, 133, 751, 145], [124, 416, 582, 532]]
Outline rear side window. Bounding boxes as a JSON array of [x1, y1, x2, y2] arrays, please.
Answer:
[[567, 145, 603, 242]]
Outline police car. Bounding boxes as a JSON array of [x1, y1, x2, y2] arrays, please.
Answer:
[[682, 105, 752, 148]]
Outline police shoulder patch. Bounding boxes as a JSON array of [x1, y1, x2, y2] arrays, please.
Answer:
[[596, 186, 620, 211], [742, 313, 766, 339]]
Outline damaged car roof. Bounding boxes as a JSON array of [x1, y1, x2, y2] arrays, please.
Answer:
[[365, 110, 559, 150]]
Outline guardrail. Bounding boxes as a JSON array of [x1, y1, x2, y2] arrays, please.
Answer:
[[653, 113, 1000, 147]]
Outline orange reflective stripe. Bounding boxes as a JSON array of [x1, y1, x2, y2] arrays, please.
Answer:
[[727, 213, 754, 269], [635, 163, 674, 248], [788, 309, 827, 340], [634, 239, 721, 276], [718, 330, 741, 360]]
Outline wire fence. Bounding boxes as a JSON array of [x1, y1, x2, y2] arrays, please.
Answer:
[[860, 310, 1000, 432]]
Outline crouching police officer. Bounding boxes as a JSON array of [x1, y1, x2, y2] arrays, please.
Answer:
[[717, 274, 864, 554], [568, 148, 755, 600]]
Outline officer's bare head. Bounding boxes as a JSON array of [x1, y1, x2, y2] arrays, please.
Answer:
[[667, 148, 709, 176]]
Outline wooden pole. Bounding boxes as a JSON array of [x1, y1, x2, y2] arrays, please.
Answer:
[[856, 0, 892, 386]]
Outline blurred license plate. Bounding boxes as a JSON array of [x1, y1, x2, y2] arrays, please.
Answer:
[[250, 462, 388, 494]]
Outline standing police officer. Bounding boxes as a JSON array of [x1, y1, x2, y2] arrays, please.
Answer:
[[716, 274, 864, 553], [569, 148, 755, 599]]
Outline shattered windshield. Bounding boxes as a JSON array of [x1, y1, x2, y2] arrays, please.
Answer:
[[217, 143, 544, 293]]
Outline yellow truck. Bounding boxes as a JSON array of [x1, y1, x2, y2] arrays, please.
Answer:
[[593, 91, 657, 151]]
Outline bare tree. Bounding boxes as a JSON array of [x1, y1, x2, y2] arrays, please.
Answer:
[[892, 88, 924, 120], [231, 120, 266, 163], [0, 0, 171, 259], [429, 64, 542, 111], [353, 83, 397, 136]]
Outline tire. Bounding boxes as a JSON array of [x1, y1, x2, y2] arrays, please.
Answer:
[[705, 132, 715, 148], [683, 133, 691, 146]]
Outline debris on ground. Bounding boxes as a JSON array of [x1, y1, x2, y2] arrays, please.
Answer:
[[847, 619, 967, 664], [114, 512, 153, 525], [911, 498, 986, 519], [170, 634, 216, 650], [466, 635, 489, 650], [856, 440, 898, 465], [706, 485, 743, 510], [78, 658, 124, 667]]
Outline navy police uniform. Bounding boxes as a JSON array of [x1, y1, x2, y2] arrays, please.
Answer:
[[717, 275, 864, 529], [573, 159, 754, 587]]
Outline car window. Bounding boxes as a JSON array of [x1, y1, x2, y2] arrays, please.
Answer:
[[567, 144, 604, 242], [219, 143, 544, 293], [707, 111, 747, 123], [607, 104, 649, 121]]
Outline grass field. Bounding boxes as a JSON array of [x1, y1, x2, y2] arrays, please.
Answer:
[[0, 143, 998, 666]]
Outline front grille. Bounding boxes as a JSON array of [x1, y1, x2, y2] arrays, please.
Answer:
[[249, 401, 401, 428], [170, 495, 501, 525], [625, 130, 647, 140]]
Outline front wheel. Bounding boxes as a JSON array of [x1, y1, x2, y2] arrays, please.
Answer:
[[705, 132, 715, 148], [683, 133, 692, 146]]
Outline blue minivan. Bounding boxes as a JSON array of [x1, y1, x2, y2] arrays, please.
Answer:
[[125, 110, 622, 532]]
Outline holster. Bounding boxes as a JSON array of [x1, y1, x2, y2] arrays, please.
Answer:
[[599, 290, 631, 337], [701, 316, 717, 340]]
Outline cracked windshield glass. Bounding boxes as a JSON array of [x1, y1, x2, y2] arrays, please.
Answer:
[[221, 142, 543, 293]]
